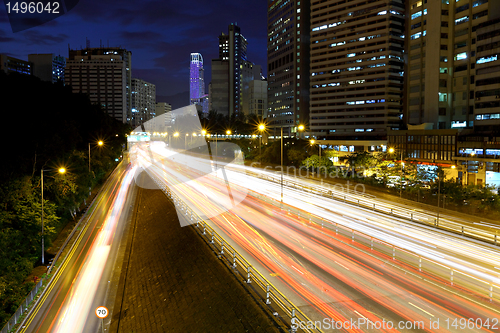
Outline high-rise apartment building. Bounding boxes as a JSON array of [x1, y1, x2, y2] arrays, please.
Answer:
[[267, 0, 310, 137], [0, 54, 32, 75], [309, 0, 405, 140], [66, 47, 132, 123], [211, 23, 248, 117], [131, 78, 156, 128], [406, 0, 500, 130], [473, 17, 500, 132], [28, 54, 65, 83]]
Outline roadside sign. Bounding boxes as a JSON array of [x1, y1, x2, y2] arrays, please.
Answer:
[[95, 306, 109, 319]]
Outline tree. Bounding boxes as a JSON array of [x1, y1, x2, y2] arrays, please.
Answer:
[[287, 148, 308, 166]]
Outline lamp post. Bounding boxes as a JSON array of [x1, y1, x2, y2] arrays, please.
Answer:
[[297, 124, 305, 140], [281, 127, 284, 203], [41, 167, 66, 264], [258, 124, 265, 164], [389, 147, 403, 198], [467, 152, 475, 185], [89, 141, 104, 173], [172, 131, 179, 149]]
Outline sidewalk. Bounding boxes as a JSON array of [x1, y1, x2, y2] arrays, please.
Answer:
[[109, 176, 284, 333]]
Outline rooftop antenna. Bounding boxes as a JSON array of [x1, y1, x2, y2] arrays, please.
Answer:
[[86, 38, 90, 49]]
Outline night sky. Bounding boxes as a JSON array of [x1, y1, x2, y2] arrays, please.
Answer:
[[0, 0, 268, 99]]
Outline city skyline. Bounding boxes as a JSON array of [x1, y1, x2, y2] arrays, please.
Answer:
[[0, 0, 268, 98]]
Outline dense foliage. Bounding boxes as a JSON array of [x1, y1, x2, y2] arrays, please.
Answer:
[[0, 72, 129, 327]]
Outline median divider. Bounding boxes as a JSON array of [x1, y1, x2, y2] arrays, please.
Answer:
[[243, 169, 500, 246], [246, 188, 500, 304], [148, 173, 322, 333]]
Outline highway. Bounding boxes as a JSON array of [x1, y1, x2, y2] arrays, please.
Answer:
[[132, 141, 500, 332], [19, 160, 136, 333]]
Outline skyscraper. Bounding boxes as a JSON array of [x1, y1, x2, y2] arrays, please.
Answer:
[[474, 17, 500, 132], [189, 53, 208, 115], [211, 23, 248, 117], [190, 53, 205, 103], [309, 0, 405, 140], [66, 46, 132, 124], [131, 78, 156, 128], [406, 0, 500, 130], [267, 0, 310, 137]]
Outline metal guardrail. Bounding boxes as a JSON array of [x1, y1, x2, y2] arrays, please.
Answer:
[[0, 279, 43, 333], [246, 189, 500, 304], [244, 169, 500, 246], [143, 156, 500, 329], [148, 173, 321, 333]]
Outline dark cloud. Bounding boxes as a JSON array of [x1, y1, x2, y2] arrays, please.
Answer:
[[21, 30, 69, 45], [0, 0, 268, 95]]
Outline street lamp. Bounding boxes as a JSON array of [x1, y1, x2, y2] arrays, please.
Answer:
[[389, 147, 404, 198], [280, 127, 284, 203], [466, 152, 475, 185], [226, 130, 232, 136], [258, 123, 265, 164], [310, 139, 321, 159], [89, 140, 104, 173], [297, 124, 305, 139], [41, 167, 66, 264]]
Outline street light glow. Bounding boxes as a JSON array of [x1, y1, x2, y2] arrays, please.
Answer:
[[58, 167, 66, 174], [310, 139, 315, 145], [98, 141, 104, 146], [226, 130, 232, 135], [298, 124, 305, 131], [201, 129, 207, 136], [388, 147, 395, 153], [258, 124, 265, 131], [174, 132, 179, 137]]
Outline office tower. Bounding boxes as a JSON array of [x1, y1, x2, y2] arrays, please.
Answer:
[[267, 0, 310, 137], [211, 23, 248, 117], [156, 102, 173, 126], [407, 0, 500, 129], [474, 17, 500, 132], [131, 78, 156, 128], [66, 47, 132, 124], [190, 53, 205, 103], [189, 53, 209, 115], [241, 63, 267, 117], [309, 0, 405, 140], [0, 54, 32, 75], [28, 54, 65, 83], [246, 79, 268, 117]]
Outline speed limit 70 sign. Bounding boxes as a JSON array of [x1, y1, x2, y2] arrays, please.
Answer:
[[95, 306, 109, 319]]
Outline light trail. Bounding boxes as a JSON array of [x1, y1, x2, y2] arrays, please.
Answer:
[[49, 166, 136, 333], [130, 143, 500, 332]]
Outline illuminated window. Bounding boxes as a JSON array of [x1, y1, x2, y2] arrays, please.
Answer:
[[455, 16, 469, 25], [411, 11, 422, 20], [477, 55, 497, 64]]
